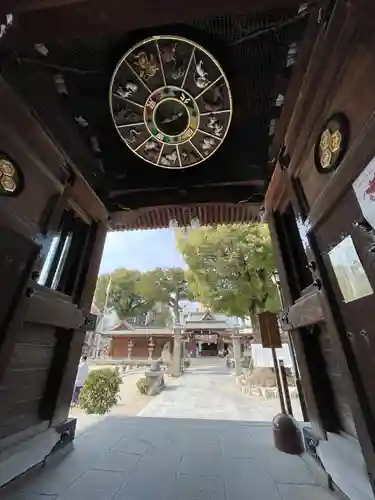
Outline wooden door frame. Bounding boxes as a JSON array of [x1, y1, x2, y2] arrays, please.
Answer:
[[265, 1, 375, 485], [267, 171, 375, 483], [0, 74, 109, 441]]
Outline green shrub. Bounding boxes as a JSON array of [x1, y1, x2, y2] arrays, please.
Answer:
[[79, 368, 122, 414], [136, 377, 151, 395], [183, 359, 191, 368]]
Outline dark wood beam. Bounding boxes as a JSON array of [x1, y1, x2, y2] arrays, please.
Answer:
[[3, 0, 303, 46], [108, 184, 264, 210], [1, 0, 88, 15], [110, 202, 261, 230]]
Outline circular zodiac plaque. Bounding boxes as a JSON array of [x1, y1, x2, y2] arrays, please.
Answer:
[[109, 35, 233, 169]]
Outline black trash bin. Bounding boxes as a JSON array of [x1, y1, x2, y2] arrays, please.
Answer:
[[272, 413, 304, 455]]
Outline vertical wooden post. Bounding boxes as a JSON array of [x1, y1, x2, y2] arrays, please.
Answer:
[[272, 347, 286, 414], [279, 359, 293, 416]]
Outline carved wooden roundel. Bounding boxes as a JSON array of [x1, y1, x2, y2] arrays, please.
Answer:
[[314, 113, 349, 174], [0, 155, 23, 196], [109, 35, 233, 169]]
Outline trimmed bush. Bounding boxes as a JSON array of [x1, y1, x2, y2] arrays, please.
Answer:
[[79, 368, 122, 414], [136, 377, 152, 395]]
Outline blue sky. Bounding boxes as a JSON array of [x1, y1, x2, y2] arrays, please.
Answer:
[[99, 229, 186, 275]]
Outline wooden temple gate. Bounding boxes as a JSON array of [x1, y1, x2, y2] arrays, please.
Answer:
[[0, 1, 374, 498]]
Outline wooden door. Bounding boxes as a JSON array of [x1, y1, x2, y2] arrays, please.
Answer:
[[0, 78, 107, 447], [315, 187, 375, 424], [272, 206, 343, 439]]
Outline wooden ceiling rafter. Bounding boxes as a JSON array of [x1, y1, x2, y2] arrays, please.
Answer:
[[109, 202, 261, 231], [1, 0, 305, 45], [107, 184, 265, 211], [1, 0, 88, 16]]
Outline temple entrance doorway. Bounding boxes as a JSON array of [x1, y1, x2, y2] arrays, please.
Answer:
[[200, 342, 219, 357]]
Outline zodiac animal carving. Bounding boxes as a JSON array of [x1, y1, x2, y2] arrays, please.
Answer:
[[202, 86, 224, 112], [160, 150, 178, 166], [194, 60, 210, 89], [133, 51, 159, 81], [144, 140, 160, 162], [171, 65, 185, 80], [116, 82, 138, 99], [181, 149, 200, 164], [124, 129, 140, 144], [207, 115, 224, 137], [161, 42, 185, 81], [201, 137, 216, 152], [161, 43, 177, 64], [144, 140, 159, 152], [114, 108, 141, 124]]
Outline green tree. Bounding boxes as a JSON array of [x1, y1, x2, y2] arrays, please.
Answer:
[[176, 224, 279, 326], [94, 269, 154, 323], [137, 267, 191, 324]]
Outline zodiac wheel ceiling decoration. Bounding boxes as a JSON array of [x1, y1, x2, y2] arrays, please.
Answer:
[[109, 35, 233, 169]]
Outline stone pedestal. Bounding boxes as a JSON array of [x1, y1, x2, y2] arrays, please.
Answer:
[[145, 361, 164, 395]]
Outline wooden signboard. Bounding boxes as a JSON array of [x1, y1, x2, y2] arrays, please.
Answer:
[[258, 311, 282, 349]]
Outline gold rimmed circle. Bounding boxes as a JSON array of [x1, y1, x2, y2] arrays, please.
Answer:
[[109, 35, 233, 169]]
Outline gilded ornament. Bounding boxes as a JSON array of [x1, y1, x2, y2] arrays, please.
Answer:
[[0, 159, 15, 176], [314, 113, 349, 173], [1, 175, 16, 192], [320, 148, 332, 169], [320, 129, 331, 150], [330, 130, 342, 153]]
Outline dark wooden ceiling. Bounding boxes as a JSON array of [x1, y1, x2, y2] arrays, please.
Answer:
[[0, 0, 310, 227]]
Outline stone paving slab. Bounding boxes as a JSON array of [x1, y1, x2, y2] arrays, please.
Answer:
[[1, 360, 334, 500], [138, 359, 302, 421]]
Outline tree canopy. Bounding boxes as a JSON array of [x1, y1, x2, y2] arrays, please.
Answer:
[[94, 223, 279, 328], [137, 267, 191, 323], [176, 223, 279, 321], [94, 268, 154, 323], [94, 267, 190, 326]]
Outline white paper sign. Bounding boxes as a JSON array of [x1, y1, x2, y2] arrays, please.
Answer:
[[328, 236, 373, 303], [353, 157, 375, 230]]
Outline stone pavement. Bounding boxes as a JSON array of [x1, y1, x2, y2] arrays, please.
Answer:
[[1, 360, 334, 500], [139, 358, 303, 421]]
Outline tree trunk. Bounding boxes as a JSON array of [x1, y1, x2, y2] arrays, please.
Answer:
[[250, 313, 260, 341], [172, 285, 181, 326]]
